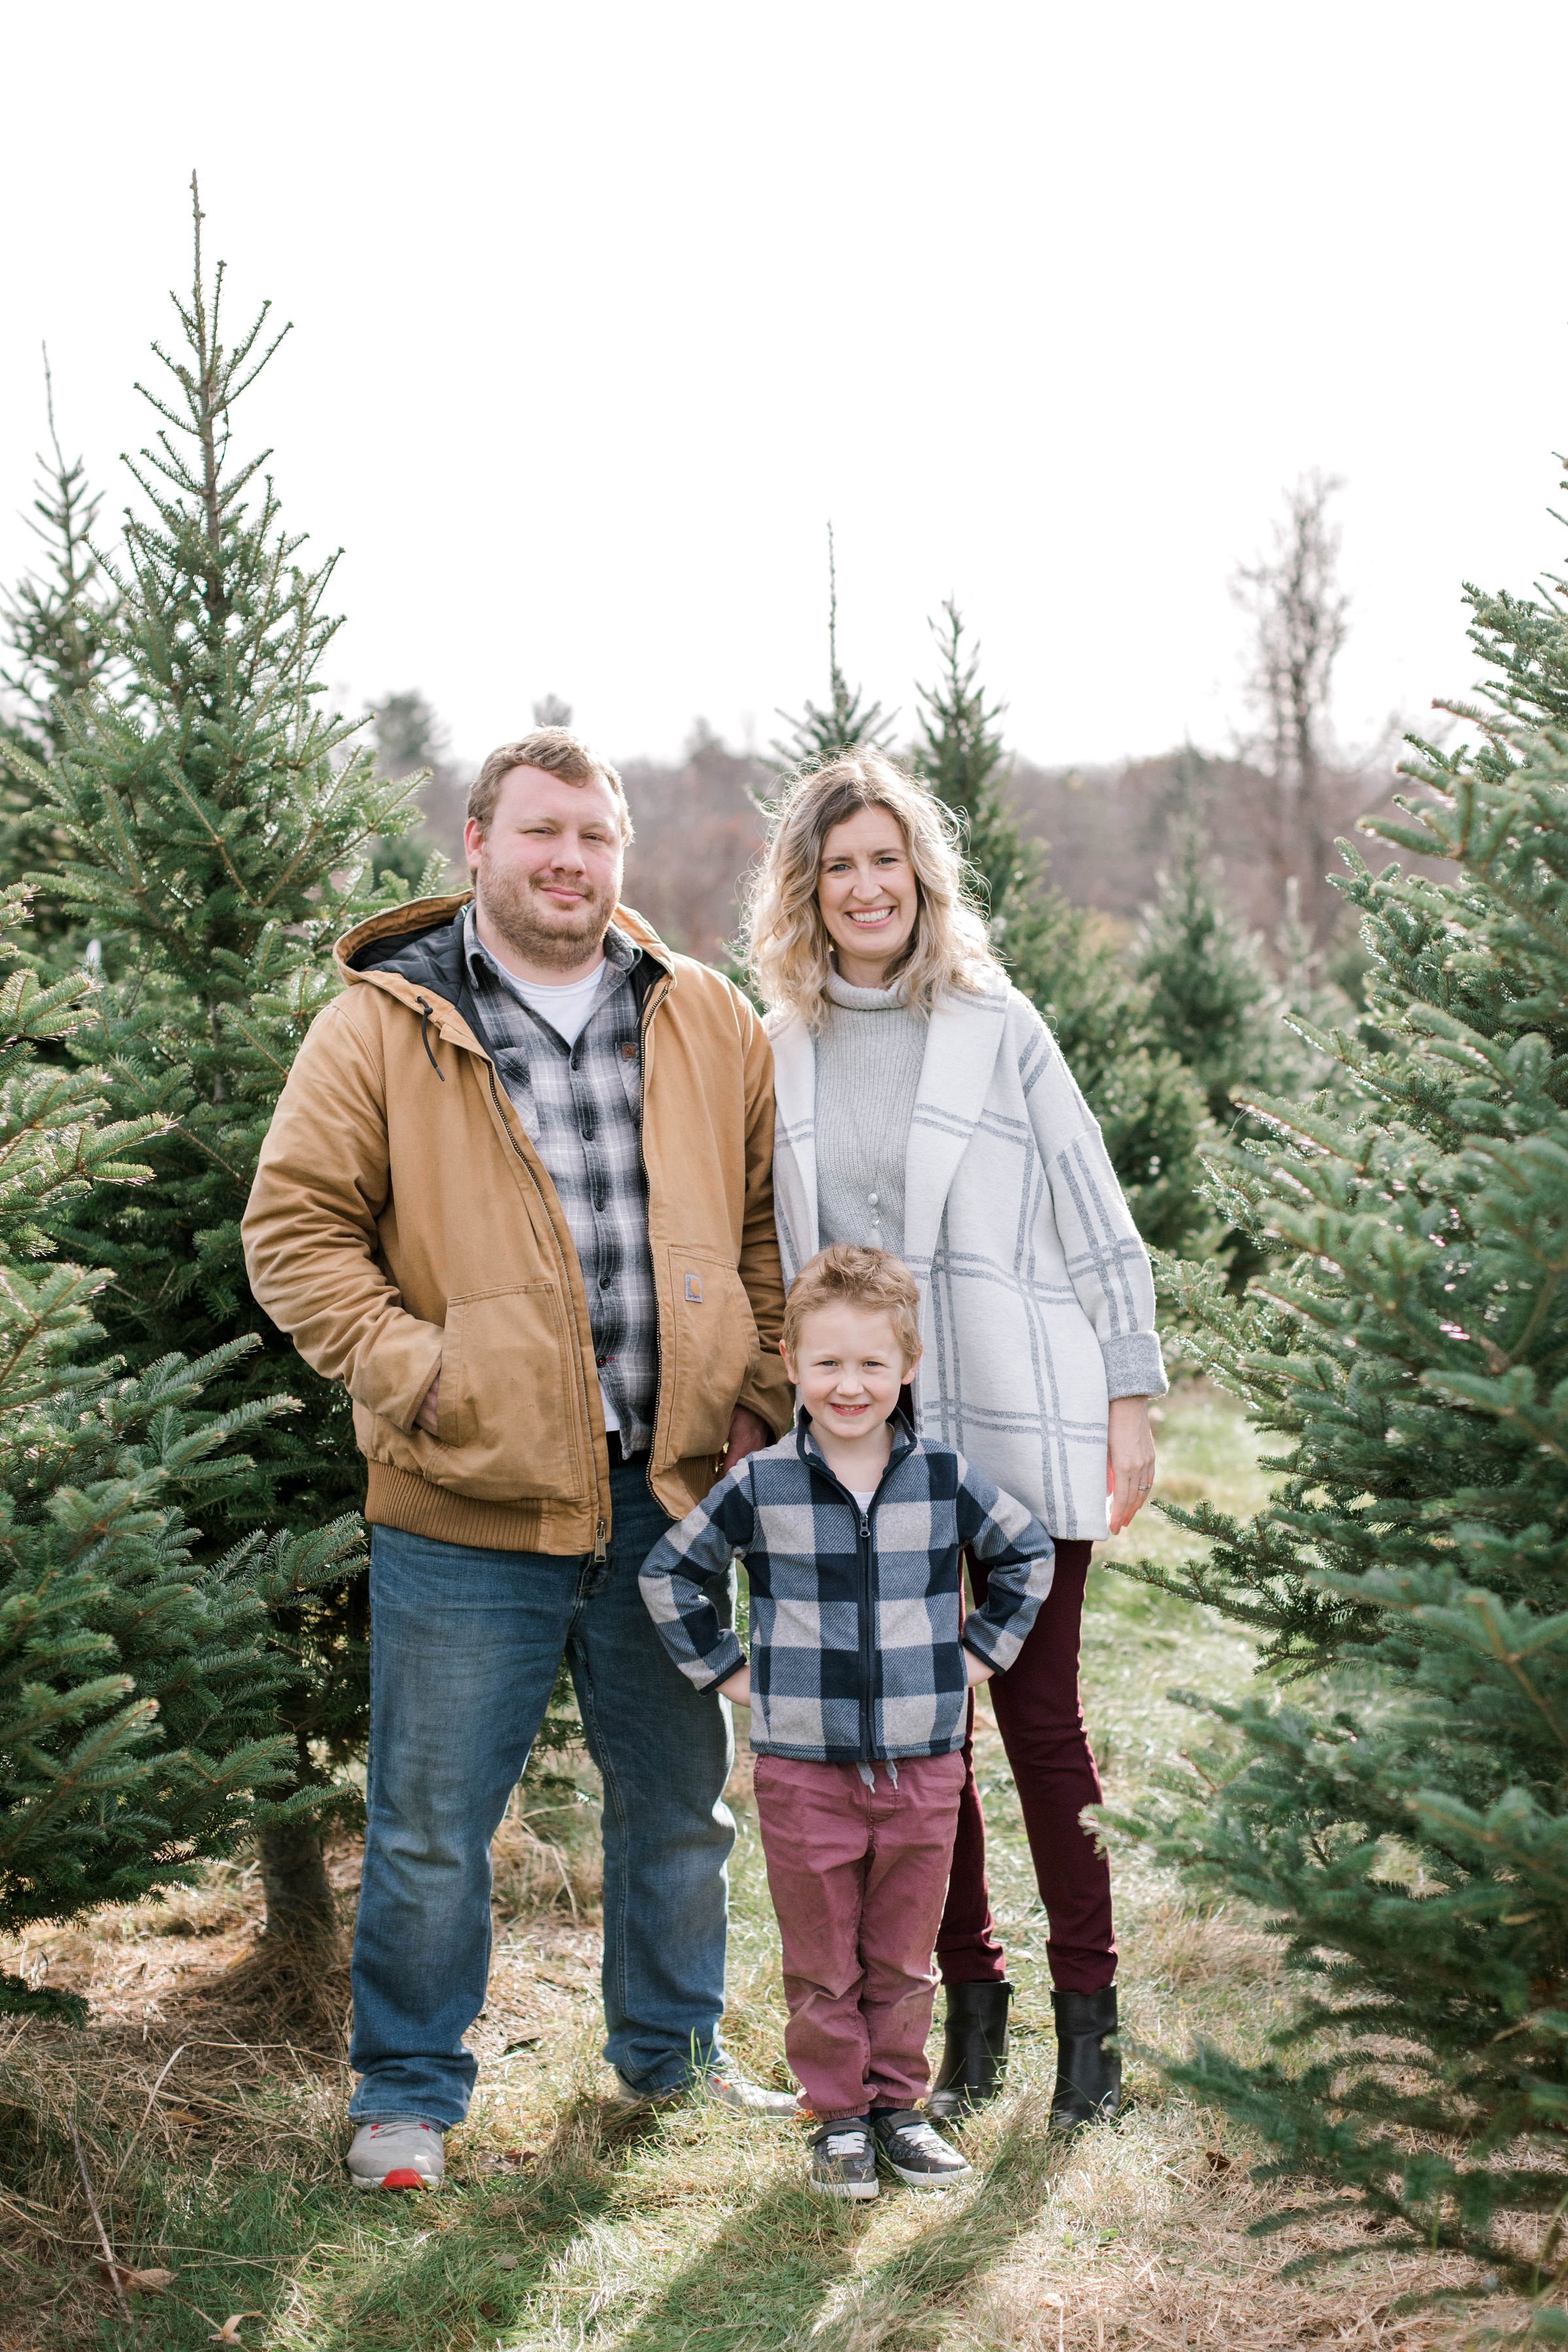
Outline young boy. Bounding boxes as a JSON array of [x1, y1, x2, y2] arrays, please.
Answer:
[[638, 1243, 1055, 2200]]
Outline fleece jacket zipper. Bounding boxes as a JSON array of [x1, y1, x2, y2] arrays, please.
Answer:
[[806, 1431, 913, 1763]]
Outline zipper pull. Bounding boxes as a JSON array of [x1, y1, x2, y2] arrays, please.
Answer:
[[593, 1516, 608, 1565], [860, 1514, 870, 1539]]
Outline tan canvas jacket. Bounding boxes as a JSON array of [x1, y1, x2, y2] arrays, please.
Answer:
[[241, 892, 793, 1554]]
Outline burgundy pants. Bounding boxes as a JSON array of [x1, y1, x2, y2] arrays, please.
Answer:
[[755, 1750, 966, 2119], [936, 1539, 1117, 1995]]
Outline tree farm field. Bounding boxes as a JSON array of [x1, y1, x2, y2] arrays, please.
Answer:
[[0, 1384, 1507, 2351]]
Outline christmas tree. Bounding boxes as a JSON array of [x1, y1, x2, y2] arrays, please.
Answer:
[[1, 182, 422, 1944], [1131, 821, 1280, 1129], [0, 360, 120, 950], [912, 599, 1211, 1254], [0, 883, 359, 2009], [1107, 470, 1568, 2311], [772, 524, 896, 767]]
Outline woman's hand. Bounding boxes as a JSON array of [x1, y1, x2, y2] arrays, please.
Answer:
[[964, 1648, 994, 1687], [717, 1663, 753, 1706], [1106, 1396, 1156, 1535]]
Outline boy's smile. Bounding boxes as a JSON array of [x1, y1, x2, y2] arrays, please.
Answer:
[[781, 1300, 918, 1487]]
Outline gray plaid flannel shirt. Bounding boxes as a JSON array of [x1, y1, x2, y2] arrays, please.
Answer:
[[463, 909, 657, 1452], [638, 1418, 1056, 1762]]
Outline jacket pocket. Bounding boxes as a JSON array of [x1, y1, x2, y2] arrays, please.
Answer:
[[662, 1245, 759, 1462], [422, 1281, 584, 1503]]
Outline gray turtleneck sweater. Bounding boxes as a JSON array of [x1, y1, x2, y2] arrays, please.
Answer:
[[814, 972, 928, 1257]]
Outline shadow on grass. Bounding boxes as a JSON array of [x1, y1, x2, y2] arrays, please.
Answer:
[[608, 2095, 1063, 2352], [804, 2096, 1063, 2352], [51, 2093, 666, 2352], [283, 2095, 670, 2352], [607, 2176, 872, 2351]]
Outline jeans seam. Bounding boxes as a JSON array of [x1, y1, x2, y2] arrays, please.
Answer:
[[570, 1642, 634, 2064]]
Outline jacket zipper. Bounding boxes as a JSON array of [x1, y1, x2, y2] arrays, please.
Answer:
[[856, 1501, 874, 1761], [475, 1048, 612, 1550], [806, 1436, 912, 1763], [634, 968, 672, 1498]]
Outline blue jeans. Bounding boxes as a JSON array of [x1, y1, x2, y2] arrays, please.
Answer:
[[348, 1458, 736, 2125]]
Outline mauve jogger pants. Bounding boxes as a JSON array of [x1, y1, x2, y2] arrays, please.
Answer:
[[755, 1750, 967, 2120], [935, 1538, 1117, 1996]]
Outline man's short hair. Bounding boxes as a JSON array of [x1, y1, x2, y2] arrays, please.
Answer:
[[466, 728, 634, 843], [782, 1243, 923, 1366]]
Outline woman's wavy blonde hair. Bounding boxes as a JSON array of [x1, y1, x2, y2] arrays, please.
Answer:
[[743, 751, 1003, 1029]]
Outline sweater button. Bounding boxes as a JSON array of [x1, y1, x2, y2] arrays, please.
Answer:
[[868, 1192, 879, 1205]]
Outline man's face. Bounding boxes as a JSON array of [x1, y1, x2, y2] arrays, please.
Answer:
[[465, 764, 626, 971]]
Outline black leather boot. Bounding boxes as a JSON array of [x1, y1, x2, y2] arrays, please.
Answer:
[[1050, 1985, 1120, 2129], [926, 1980, 1011, 2119]]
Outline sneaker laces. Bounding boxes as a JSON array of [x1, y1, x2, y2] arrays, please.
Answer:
[[889, 2119, 947, 2155], [823, 2127, 869, 2157]]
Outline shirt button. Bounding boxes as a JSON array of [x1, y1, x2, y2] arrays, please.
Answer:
[[599, 1273, 612, 1290], [868, 1192, 879, 1205]]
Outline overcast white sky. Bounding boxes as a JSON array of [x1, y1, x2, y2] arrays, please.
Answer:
[[6, 0, 1568, 774]]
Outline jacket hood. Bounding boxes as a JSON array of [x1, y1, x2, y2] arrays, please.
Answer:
[[335, 892, 674, 1026]]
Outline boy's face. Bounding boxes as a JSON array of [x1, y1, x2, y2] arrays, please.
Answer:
[[781, 1303, 915, 1441]]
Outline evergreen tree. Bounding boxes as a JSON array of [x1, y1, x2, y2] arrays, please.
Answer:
[[773, 524, 896, 768], [367, 688, 462, 888], [1131, 821, 1277, 1128], [1107, 479, 1568, 2311], [912, 600, 1211, 1254], [1, 183, 421, 1944], [0, 884, 358, 2008], [0, 359, 120, 947]]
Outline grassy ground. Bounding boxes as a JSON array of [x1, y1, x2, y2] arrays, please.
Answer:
[[0, 1385, 1521, 2349]]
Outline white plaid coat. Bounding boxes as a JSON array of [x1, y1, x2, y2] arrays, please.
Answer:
[[768, 977, 1167, 1541]]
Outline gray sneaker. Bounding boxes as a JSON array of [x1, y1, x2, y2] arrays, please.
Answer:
[[347, 2117, 445, 2190], [808, 2116, 879, 2200], [612, 2061, 796, 2118], [872, 2109, 972, 2190], [702, 2059, 798, 2119]]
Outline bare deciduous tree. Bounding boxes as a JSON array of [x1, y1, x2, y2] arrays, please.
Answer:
[[1234, 472, 1350, 939]]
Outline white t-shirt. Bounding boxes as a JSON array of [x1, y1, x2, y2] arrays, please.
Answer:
[[484, 952, 617, 1424], [498, 958, 608, 1047], [846, 1488, 878, 1516]]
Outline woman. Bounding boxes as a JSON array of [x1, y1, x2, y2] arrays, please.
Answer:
[[745, 751, 1163, 2128]]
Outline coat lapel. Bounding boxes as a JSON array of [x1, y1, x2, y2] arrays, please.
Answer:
[[766, 1009, 818, 1284], [902, 981, 1011, 1278]]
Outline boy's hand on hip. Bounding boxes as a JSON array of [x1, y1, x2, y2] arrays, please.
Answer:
[[717, 1663, 753, 1706], [964, 1648, 994, 1686], [1106, 1396, 1156, 1534]]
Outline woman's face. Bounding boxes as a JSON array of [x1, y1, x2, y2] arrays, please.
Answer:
[[816, 804, 919, 987]]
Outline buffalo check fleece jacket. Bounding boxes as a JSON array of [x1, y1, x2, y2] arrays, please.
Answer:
[[637, 1416, 1056, 1764]]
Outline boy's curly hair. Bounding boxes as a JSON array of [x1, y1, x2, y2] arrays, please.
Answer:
[[782, 1243, 922, 1365]]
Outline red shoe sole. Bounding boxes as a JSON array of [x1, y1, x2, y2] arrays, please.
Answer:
[[378, 2168, 433, 2190]]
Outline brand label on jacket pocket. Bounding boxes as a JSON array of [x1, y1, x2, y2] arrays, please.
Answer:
[[684, 1273, 704, 1303]]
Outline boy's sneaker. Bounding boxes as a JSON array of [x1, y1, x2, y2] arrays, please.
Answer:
[[872, 2109, 972, 2190], [348, 2117, 445, 2190], [808, 2115, 879, 2200]]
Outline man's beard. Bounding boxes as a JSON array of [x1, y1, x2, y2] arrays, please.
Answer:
[[473, 851, 619, 972]]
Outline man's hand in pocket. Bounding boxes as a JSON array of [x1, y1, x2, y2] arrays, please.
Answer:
[[415, 1375, 441, 1435]]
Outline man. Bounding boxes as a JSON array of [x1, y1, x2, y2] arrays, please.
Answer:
[[242, 728, 796, 2189]]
